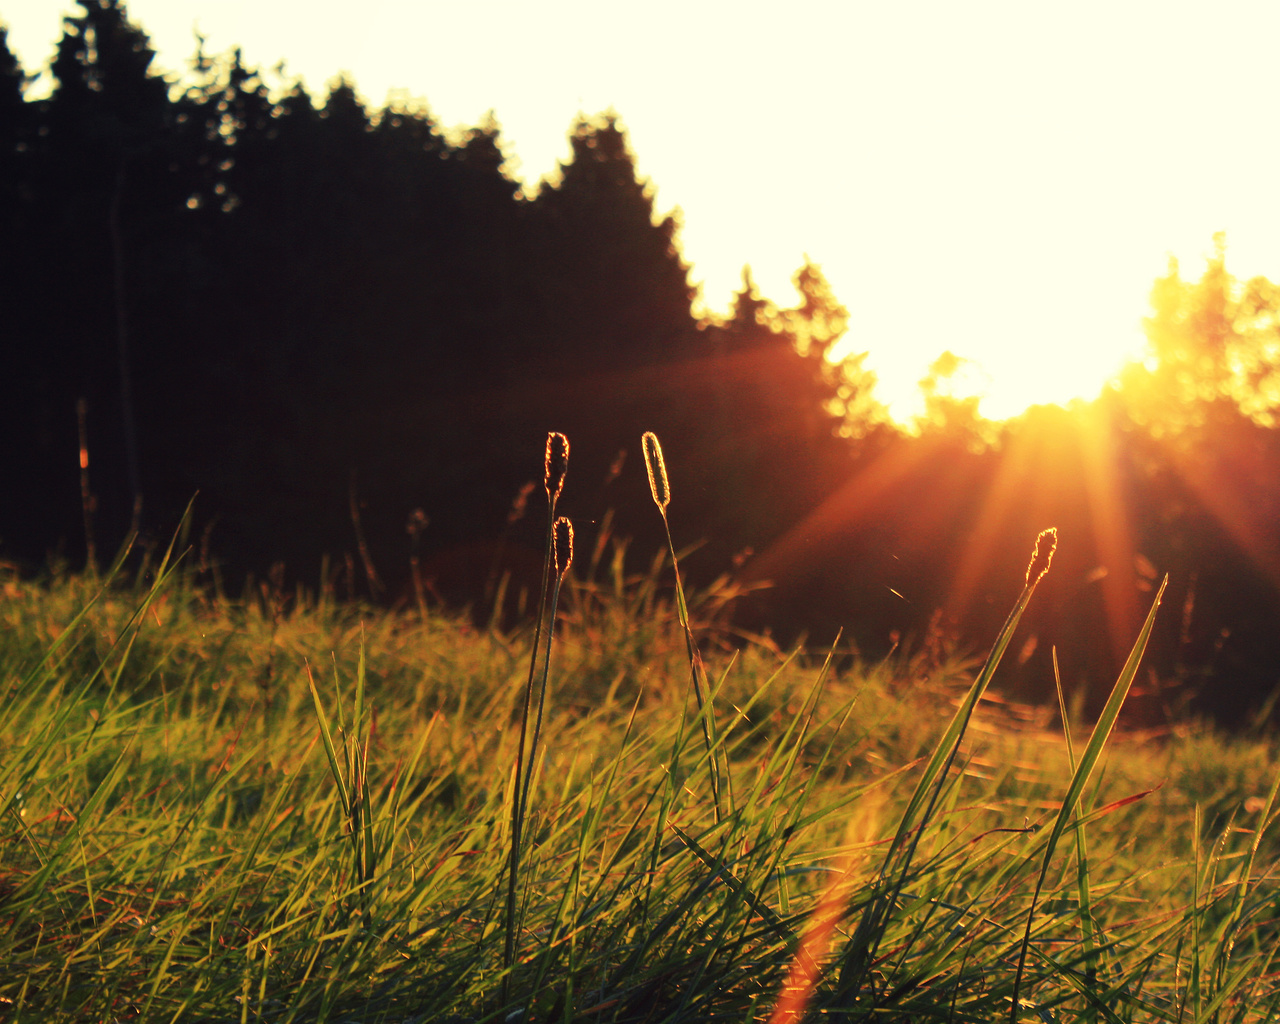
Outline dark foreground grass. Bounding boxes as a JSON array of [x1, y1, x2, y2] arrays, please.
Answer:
[[1, 519, 1278, 1021]]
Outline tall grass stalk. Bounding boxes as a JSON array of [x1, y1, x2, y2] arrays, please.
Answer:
[[1009, 575, 1167, 1022], [503, 431, 569, 1007], [832, 528, 1058, 1012], [1052, 645, 1104, 1012], [643, 430, 725, 823], [519, 516, 574, 834]]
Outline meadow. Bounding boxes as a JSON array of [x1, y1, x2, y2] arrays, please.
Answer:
[[1, 436, 1278, 1023]]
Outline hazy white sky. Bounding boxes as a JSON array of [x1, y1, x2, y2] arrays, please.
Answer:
[[6, 0, 1280, 421]]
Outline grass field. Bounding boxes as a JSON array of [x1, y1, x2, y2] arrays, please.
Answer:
[[1, 477, 1279, 1022]]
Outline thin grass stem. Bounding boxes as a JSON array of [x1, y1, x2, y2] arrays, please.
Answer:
[[643, 430, 724, 823], [1009, 576, 1167, 1023], [504, 432, 569, 1009]]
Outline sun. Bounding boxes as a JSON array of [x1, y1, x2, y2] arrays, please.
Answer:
[[855, 329, 1151, 430]]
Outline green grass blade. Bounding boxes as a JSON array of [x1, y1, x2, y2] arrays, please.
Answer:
[[1055, 646, 1103, 1011], [306, 662, 350, 819], [836, 529, 1057, 1002], [1010, 575, 1167, 1023]]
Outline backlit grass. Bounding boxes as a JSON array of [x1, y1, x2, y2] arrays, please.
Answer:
[[0, 472, 1278, 1022]]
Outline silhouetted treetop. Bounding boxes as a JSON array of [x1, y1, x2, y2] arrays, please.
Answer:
[[765, 260, 887, 441], [0, 25, 32, 220], [725, 267, 771, 337], [47, 0, 170, 149], [0, 23, 35, 462], [0, 25, 28, 139], [915, 351, 998, 451], [775, 258, 849, 362], [456, 112, 511, 177], [39, 0, 189, 248], [1120, 233, 1280, 438], [531, 113, 696, 368]]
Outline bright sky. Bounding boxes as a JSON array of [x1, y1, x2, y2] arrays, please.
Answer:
[[6, 0, 1280, 423]]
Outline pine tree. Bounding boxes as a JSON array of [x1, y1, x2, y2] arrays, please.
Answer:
[[33, 0, 180, 535], [531, 113, 696, 368], [0, 26, 31, 213]]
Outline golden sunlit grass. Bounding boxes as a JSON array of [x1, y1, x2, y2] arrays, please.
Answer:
[[1, 434, 1278, 1023]]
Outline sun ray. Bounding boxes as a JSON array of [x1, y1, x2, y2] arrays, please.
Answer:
[[1075, 404, 1143, 669], [941, 423, 1044, 626], [740, 439, 939, 590], [1157, 432, 1280, 593]]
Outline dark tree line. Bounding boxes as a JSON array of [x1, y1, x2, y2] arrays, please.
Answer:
[[0, 0, 877, 602], [6, 1, 1280, 729]]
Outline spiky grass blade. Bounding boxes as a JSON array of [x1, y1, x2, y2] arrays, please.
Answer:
[[668, 822, 801, 954], [1053, 645, 1105, 1014], [1009, 575, 1168, 1023], [307, 662, 351, 821], [834, 527, 1057, 1008]]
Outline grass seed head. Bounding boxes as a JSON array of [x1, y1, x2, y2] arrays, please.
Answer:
[[507, 481, 535, 525], [545, 432, 569, 505], [554, 516, 574, 580], [405, 508, 428, 538], [1025, 527, 1058, 587], [643, 431, 670, 511]]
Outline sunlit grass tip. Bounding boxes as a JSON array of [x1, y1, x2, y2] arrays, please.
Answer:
[[1025, 525, 1057, 587], [545, 431, 569, 505], [553, 515, 574, 580], [642, 430, 670, 511]]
